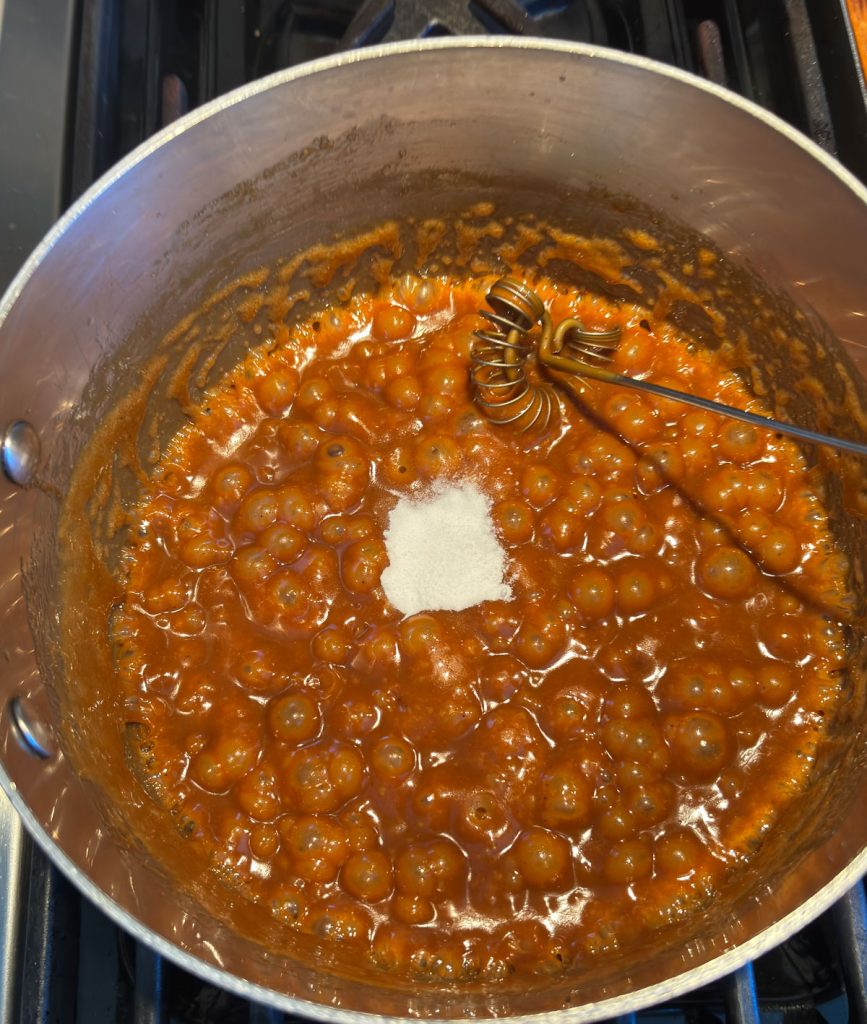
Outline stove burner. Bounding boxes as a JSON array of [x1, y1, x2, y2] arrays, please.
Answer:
[[250, 1, 613, 76], [524, 0, 611, 44], [341, 0, 528, 47]]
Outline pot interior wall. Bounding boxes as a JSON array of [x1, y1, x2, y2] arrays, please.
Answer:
[[2, 41, 867, 1019]]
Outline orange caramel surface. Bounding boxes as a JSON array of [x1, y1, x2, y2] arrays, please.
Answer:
[[112, 273, 848, 981]]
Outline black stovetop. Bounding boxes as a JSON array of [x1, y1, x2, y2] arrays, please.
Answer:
[[0, 2, 866, 1022], [2, 0, 867, 302]]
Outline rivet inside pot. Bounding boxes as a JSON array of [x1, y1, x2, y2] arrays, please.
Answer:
[[1, 421, 41, 487], [9, 697, 54, 759]]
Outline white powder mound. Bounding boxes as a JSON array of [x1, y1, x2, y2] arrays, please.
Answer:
[[380, 482, 512, 616]]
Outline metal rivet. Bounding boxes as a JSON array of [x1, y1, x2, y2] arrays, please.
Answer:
[[1, 421, 41, 486], [8, 697, 54, 759]]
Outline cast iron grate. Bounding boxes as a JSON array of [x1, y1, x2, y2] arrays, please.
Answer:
[[67, 0, 867, 199], [8, 0, 867, 1021]]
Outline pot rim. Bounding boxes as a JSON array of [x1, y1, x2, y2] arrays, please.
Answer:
[[2, 36, 866, 1022]]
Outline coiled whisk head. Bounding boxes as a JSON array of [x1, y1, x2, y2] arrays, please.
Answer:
[[476, 277, 546, 344], [553, 319, 622, 365], [469, 278, 558, 436], [469, 277, 625, 437]]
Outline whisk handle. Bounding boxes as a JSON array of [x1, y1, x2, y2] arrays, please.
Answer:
[[610, 372, 867, 458]]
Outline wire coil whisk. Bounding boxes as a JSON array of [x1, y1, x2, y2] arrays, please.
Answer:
[[470, 276, 867, 461], [469, 278, 556, 436], [470, 277, 624, 437]]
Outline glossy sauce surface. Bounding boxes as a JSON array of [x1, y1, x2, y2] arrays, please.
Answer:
[[114, 274, 849, 981]]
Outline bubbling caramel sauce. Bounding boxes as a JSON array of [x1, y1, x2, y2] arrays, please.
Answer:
[[111, 271, 849, 982]]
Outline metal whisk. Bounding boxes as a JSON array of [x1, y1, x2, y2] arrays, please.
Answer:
[[469, 278, 554, 434], [469, 278, 620, 436], [471, 276, 867, 459]]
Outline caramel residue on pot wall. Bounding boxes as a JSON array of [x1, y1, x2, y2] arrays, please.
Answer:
[[276, 221, 403, 289], [455, 218, 505, 268], [623, 228, 660, 252], [536, 225, 630, 285], [414, 219, 448, 264]]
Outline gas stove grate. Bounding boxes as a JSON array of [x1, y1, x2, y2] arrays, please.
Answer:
[[64, 0, 867, 204]]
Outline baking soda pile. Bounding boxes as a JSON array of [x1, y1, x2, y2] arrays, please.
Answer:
[[380, 482, 512, 616]]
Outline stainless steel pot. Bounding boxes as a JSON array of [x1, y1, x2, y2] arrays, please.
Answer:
[[2, 37, 867, 1022]]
